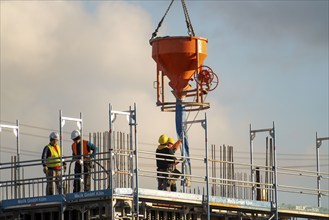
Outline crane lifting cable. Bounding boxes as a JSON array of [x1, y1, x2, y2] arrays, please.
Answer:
[[181, 0, 195, 36], [150, 0, 195, 42]]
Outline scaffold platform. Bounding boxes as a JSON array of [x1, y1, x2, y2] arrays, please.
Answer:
[[1, 188, 328, 219]]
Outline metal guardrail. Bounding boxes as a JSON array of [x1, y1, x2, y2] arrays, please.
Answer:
[[1, 144, 328, 202], [1, 141, 328, 218]]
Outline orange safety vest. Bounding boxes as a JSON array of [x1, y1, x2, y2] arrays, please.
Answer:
[[46, 144, 61, 168], [72, 140, 91, 159]]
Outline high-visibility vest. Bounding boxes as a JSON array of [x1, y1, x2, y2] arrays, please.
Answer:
[[46, 144, 61, 168], [72, 140, 91, 159]]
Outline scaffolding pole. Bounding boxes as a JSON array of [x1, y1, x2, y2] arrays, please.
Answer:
[[316, 132, 329, 207], [184, 114, 209, 220]]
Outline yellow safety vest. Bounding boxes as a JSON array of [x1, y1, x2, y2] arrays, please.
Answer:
[[46, 144, 61, 168]]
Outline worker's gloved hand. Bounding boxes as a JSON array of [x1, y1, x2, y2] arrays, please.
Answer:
[[77, 159, 82, 165], [175, 158, 185, 165], [43, 166, 48, 174]]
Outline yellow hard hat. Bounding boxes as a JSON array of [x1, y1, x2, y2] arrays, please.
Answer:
[[167, 137, 175, 145], [158, 134, 168, 145]]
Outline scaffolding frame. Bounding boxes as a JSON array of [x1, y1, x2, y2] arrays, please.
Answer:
[[250, 122, 278, 220], [59, 110, 83, 220], [109, 103, 139, 219]]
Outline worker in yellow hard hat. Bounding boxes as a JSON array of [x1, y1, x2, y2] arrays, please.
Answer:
[[156, 134, 181, 191]]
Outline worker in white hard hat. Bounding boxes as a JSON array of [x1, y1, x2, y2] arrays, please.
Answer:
[[41, 132, 66, 195], [71, 129, 96, 193], [156, 134, 181, 191]]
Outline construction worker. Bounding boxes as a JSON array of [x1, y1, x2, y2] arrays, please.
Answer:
[[156, 134, 181, 191], [41, 132, 66, 195], [71, 130, 96, 192], [167, 137, 182, 191]]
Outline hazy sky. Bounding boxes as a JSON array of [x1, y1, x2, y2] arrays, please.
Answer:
[[0, 0, 328, 207]]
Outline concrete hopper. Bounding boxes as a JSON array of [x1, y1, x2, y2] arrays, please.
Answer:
[[151, 36, 208, 99]]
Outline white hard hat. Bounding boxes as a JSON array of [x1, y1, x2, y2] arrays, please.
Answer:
[[49, 132, 59, 140], [71, 130, 81, 140]]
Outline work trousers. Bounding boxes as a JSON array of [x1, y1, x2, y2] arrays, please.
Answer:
[[46, 169, 65, 195], [73, 161, 91, 192], [157, 168, 177, 192]]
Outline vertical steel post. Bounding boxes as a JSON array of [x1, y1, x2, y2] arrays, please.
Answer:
[[249, 124, 255, 200], [204, 113, 210, 220], [109, 104, 114, 220], [11, 156, 13, 199], [59, 110, 63, 190], [220, 145, 223, 196], [231, 146, 236, 197], [59, 110, 64, 220], [133, 103, 140, 219], [128, 106, 135, 218], [80, 112, 84, 193], [270, 139, 273, 201], [14, 156, 17, 199], [271, 122, 278, 220], [316, 132, 320, 207], [16, 120, 20, 198], [265, 137, 269, 201], [315, 133, 329, 207], [214, 145, 217, 196], [22, 168, 25, 197], [211, 145, 214, 196], [92, 132, 96, 191], [223, 145, 226, 197]]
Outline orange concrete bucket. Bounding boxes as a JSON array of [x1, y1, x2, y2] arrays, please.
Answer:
[[150, 36, 208, 98]]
